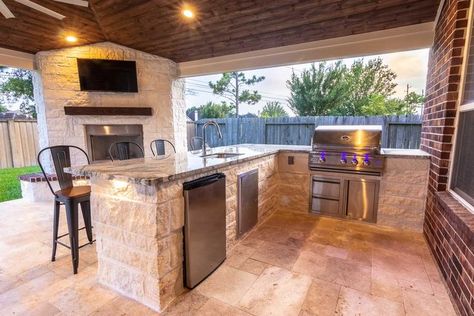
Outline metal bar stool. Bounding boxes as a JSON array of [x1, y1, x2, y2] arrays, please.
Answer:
[[190, 136, 209, 151], [108, 141, 144, 161], [150, 139, 176, 156], [37, 145, 94, 274]]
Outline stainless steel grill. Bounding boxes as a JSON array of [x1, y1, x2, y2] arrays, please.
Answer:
[[309, 125, 385, 176]]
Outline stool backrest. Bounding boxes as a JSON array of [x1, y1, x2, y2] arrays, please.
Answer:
[[150, 139, 176, 156], [37, 145, 90, 196], [108, 141, 144, 161], [191, 136, 209, 151]]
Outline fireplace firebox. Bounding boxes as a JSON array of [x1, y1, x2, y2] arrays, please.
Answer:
[[85, 125, 144, 162]]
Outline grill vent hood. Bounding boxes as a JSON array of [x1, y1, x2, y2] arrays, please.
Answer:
[[312, 125, 382, 153]]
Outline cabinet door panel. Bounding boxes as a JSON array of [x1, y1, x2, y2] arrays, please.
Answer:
[[346, 180, 377, 222], [238, 169, 258, 237]]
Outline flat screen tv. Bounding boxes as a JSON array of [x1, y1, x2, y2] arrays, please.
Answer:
[[77, 59, 138, 92]]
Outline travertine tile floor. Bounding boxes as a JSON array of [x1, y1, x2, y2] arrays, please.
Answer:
[[0, 199, 457, 316]]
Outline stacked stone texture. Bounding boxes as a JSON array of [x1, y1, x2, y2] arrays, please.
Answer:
[[276, 153, 430, 232], [90, 155, 278, 311], [33, 42, 187, 172], [378, 158, 430, 231]]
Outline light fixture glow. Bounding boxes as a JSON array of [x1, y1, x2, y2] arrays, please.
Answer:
[[65, 35, 77, 43], [182, 8, 194, 18]]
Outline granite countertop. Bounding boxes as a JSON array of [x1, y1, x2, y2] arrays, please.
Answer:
[[69, 144, 311, 186], [69, 144, 429, 186]]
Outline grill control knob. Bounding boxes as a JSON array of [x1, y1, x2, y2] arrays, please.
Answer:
[[319, 157, 326, 163], [351, 158, 359, 165], [340, 158, 347, 164], [363, 159, 370, 166]]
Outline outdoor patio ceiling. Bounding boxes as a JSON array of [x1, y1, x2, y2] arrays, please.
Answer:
[[0, 0, 440, 62]]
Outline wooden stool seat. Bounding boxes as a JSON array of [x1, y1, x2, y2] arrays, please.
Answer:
[[55, 186, 91, 199]]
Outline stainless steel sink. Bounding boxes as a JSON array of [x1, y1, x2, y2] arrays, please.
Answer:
[[201, 152, 243, 159]]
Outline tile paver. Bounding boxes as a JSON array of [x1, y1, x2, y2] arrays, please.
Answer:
[[0, 199, 457, 315]]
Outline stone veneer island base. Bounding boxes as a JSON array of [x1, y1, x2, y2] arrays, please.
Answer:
[[71, 145, 430, 311]]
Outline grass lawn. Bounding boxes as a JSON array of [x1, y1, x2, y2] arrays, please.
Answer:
[[0, 166, 41, 202]]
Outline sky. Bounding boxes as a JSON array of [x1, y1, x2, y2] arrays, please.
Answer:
[[185, 48, 430, 116]]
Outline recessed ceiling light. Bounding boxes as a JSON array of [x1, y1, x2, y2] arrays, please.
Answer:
[[65, 35, 77, 43], [182, 8, 194, 18]]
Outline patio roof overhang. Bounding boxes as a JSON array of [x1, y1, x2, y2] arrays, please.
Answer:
[[178, 22, 435, 77], [0, 0, 440, 65]]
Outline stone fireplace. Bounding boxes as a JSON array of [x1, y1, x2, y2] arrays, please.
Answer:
[[85, 124, 144, 162], [32, 42, 187, 171]]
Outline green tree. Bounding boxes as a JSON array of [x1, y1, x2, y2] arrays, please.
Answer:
[[209, 72, 265, 117], [403, 91, 425, 114], [362, 92, 425, 115], [286, 62, 348, 116], [340, 58, 397, 115], [187, 102, 234, 119], [260, 101, 288, 118], [0, 67, 36, 118], [0, 103, 7, 113], [286, 58, 399, 116]]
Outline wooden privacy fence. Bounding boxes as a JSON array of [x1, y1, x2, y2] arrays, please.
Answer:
[[0, 119, 39, 168], [186, 119, 197, 150], [192, 115, 422, 149]]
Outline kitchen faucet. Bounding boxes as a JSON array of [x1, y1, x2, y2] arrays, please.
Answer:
[[202, 120, 223, 154]]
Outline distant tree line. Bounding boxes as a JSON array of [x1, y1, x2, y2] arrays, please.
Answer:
[[188, 57, 424, 119], [286, 58, 424, 116]]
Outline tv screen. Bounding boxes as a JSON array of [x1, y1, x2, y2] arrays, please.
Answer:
[[77, 59, 138, 92]]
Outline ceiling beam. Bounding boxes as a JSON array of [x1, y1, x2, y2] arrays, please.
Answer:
[[53, 0, 89, 7], [0, 47, 34, 69], [178, 22, 435, 77], [15, 0, 65, 20], [0, 0, 14, 18]]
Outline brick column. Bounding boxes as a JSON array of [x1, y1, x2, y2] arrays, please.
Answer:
[[422, 1, 474, 315]]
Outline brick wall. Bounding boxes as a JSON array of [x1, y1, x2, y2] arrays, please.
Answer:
[[422, 0, 474, 315]]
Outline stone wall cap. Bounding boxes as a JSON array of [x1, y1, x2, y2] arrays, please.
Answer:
[[381, 148, 430, 159], [19, 172, 89, 183]]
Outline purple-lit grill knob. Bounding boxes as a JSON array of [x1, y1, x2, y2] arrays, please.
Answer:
[[363, 153, 370, 166], [319, 152, 326, 163], [351, 154, 358, 165], [340, 152, 347, 164]]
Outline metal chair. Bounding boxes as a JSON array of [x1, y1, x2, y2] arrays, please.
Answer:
[[108, 141, 144, 161], [37, 145, 94, 274], [190, 137, 209, 151], [150, 139, 176, 156]]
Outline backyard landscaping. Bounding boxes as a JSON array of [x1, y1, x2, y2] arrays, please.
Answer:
[[0, 166, 40, 202]]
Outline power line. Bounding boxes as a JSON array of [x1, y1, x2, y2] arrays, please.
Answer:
[[186, 89, 288, 104], [185, 81, 289, 100], [186, 85, 288, 101]]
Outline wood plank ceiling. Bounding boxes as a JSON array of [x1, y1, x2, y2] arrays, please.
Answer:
[[0, 0, 440, 62]]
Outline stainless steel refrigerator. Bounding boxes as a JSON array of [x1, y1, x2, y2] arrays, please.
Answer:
[[183, 173, 226, 288]]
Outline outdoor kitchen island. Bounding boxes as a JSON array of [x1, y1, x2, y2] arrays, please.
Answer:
[[69, 144, 430, 312]]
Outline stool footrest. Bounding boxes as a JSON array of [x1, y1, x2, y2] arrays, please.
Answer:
[[57, 226, 87, 239], [56, 239, 95, 250], [55, 226, 94, 250]]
